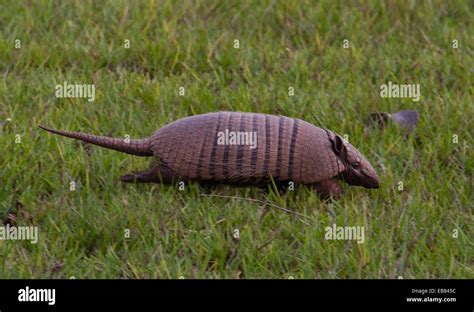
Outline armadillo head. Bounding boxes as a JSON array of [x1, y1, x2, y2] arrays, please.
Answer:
[[330, 133, 380, 189]]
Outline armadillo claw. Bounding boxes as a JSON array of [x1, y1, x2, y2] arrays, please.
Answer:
[[314, 179, 343, 200]]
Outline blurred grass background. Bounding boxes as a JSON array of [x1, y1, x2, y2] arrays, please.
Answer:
[[0, 0, 472, 278]]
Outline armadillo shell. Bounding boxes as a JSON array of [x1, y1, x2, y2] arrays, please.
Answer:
[[150, 112, 343, 185]]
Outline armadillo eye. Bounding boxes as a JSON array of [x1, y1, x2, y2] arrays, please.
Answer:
[[352, 162, 360, 170]]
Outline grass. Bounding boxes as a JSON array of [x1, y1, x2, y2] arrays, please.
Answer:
[[0, 0, 472, 278]]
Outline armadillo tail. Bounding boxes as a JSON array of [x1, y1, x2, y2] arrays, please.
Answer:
[[39, 125, 153, 157]]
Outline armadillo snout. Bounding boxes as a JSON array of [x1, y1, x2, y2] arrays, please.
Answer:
[[365, 176, 380, 189]]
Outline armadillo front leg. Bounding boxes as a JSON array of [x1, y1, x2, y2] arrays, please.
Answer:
[[314, 179, 342, 199], [121, 164, 182, 184]]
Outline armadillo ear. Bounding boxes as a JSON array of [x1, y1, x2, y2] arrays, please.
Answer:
[[332, 134, 347, 158]]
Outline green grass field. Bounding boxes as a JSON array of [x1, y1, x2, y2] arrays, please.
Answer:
[[0, 0, 472, 278]]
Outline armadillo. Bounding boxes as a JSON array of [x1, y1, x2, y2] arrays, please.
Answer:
[[39, 111, 380, 198]]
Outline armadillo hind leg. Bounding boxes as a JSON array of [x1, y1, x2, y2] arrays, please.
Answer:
[[120, 164, 182, 184], [314, 179, 343, 200]]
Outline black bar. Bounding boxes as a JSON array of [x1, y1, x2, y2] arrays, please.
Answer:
[[0, 279, 472, 309]]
